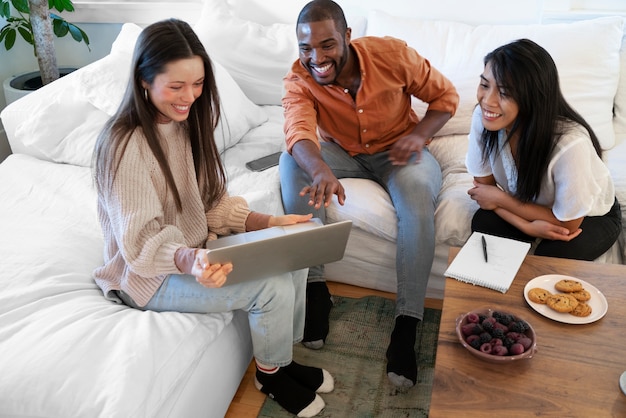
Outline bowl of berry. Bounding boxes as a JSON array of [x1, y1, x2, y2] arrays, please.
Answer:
[[455, 308, 537, 363]]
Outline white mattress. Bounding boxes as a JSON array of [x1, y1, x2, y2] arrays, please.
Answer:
[[0, 154, 252, 417]]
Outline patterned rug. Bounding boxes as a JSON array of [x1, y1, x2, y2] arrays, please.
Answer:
[[257, 296, 441, 418]]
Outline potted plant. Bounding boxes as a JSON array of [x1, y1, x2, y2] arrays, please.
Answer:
[[1, 0, 89, 101]]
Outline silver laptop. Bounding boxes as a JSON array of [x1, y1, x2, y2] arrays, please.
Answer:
[[205, 218, 352, 285]]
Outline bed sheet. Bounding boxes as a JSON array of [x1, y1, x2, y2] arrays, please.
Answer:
[[0, 154, 249, 417]]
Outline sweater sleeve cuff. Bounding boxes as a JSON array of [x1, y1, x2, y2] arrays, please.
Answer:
[[228, 199, 251, 233], [154, 242, 184, 274]]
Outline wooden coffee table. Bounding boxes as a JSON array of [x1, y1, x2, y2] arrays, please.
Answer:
[[429, 248, 626, 417]]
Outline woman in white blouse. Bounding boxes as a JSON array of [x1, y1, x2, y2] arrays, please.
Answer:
[[466, 38, 621, 260]]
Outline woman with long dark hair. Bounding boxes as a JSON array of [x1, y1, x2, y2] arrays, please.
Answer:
[[93, 19, 332, 417], [466, 38, 621, 260]]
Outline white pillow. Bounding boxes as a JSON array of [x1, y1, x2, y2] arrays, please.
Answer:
[[194, 0, 366, 105], [9, 23, 267, 166], [194, 0, 297, 105], [367, 12, 625, 149]]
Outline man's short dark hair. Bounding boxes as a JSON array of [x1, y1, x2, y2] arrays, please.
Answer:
[[297, 0, 348, 34]]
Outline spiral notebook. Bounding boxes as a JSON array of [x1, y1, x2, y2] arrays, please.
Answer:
[[444, 232, 531, 293]]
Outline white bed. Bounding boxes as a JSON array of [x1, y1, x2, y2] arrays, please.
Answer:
[[0, 153, 253, 417]]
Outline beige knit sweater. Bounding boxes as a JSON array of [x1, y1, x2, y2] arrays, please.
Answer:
[[93, 122, 250, 307]]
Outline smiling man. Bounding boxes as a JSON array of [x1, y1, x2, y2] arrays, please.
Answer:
[[279, 0, 459, 389]]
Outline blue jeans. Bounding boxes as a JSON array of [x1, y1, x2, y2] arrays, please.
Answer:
[[279, 142, 442, 320], [119, 269, 307, 367]]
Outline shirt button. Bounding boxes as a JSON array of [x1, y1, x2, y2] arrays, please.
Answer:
[[362, 129, 367, 133], [358, 109, 363, 113], [344, 88, 349, 93], [365, 143, 370, 148]]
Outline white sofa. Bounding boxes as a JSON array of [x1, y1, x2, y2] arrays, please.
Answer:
[[191, 0, 626, 299], [1, 0, 625, 416]]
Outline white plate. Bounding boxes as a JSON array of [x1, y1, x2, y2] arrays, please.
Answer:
[[523, 274, 608, 324]]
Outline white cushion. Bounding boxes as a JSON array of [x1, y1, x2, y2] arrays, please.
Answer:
[[326, 178, 398, 242], [6, 23, 267, 166], [367, 12, 625, 149], [194, 0, 366, 106]]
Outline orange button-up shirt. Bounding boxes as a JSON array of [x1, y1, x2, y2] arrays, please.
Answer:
[[283, 36, 459, 156]]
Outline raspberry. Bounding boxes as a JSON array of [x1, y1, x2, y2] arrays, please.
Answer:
[[466, 313, 480, 324], [510, 343, 525, 355], [492, 345, 508, 356], [517, 337, 533, 350]]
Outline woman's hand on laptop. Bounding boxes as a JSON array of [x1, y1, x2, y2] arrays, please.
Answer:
[[175, 247, 233, 288], [268, 213, 313, 227]]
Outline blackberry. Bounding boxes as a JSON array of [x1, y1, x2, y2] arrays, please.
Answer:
[[470, 324, 484, 335], [469, 338, 482, 350], [479, 332, 493, 344], [503, 337, 515, 349], [508, 321, 527, 333], [491, 328, 505, 339], [498, 314, 515, 326], [482, 320, 494, 332]]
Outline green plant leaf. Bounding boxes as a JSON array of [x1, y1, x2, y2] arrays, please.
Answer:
[[52, 18, 68, 37], [1, 2, 11, 19], [77, 24, 89, 45], [2, 0, 88, 52], [0, 26, 9, 43], [49, 0, 74, 13], [67, 23, 81, 41], [11, 0, 29, 14], [3, 27, 15, 49], [17, 24, 32, 44]]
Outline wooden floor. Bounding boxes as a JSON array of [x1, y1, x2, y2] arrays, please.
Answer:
[[223, 281, 442, 418]]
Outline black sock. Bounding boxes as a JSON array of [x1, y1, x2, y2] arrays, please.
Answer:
[[303, 282, 333, 343], [283, 361, 334, 393], [386, 315, 419, 386], [255, 367, 322, 416]]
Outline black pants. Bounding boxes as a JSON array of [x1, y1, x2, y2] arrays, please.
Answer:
[[471, 198, 622, 261]]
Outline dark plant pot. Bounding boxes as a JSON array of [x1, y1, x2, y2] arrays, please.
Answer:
[[9, 67, 77, 90]]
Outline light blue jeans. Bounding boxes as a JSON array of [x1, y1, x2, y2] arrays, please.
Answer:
[[279, 142, 442, 320], [119, 269, 307, 367]]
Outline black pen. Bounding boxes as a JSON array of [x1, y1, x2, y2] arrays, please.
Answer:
[[481, 235, 488, 263]]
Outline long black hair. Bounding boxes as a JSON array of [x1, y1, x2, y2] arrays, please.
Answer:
[[94, 18, 226, 212], [481, 38, 602, 202]]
